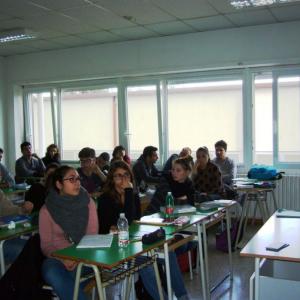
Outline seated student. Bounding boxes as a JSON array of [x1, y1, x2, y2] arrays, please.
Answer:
[[133, 146, 161, 193], [96, 152, 110, 174], [25, 163, 59, 213], [0, 148, 15, 188], [146, 157, 195, 215], [42, 144, 61, 167], [0, 189, 33, 266], [39, 166, 98, 300], [111, 145, 131, 165], [192, 146, 225, 201], [77, 147, 106, 195], [163, 147, 194, 174], [15, 142, 45, 183], [98, 161, 189, 300], [212, 140, 236, 186]]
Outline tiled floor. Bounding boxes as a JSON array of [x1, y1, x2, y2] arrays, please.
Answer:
[[183, 224, 261, 300]]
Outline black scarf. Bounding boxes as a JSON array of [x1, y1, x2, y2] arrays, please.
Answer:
[[45, 187, 89, 244]]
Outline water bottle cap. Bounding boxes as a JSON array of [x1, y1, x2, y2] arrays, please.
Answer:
[[120, 213, 125, 218], [167, 192, 172, 195]]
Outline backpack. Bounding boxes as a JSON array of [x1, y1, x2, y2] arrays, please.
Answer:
[[247, 165, 283, 180], [0, 234, 51, 300]]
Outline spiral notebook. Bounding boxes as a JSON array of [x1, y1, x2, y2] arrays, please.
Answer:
[[77, 234, 113, 249]]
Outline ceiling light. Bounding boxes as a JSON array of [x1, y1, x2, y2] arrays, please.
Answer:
[[0, 28, 37, 43], [230, 0, 300, 8]]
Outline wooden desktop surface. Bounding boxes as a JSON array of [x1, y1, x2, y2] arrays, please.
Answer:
[[240, 213, 300, 262]]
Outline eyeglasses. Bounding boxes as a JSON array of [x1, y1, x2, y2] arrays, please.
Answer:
[[113, 173, 130, 180], [79, 158, 93, 165], [63, 176, 81, 184]]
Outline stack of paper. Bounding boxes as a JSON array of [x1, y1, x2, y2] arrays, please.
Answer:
[[77, 234, 113, 248]]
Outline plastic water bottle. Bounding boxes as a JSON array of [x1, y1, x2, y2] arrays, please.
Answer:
[[165, 192, 175, 222], [117, 213, 129, 247]]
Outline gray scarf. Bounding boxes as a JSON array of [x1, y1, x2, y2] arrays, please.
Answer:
[[45, 187, 89, 244]]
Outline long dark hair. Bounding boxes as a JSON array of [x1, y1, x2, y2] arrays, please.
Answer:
[[51, 165, 75, 193], [45, 163, 59, 190], [102, 161, 134, 204]]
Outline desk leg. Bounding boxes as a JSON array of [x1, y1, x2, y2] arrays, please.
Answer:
[[163, 242, 172, 300], [197, 223, 207, 300], [124, 261, 132, 300], [271, 190, 278, 211], [254, 258, 260, 300], [91, 264, 106, 300], [0, 240, 6, 276], [226, 209, 233, 281], [151, 250, 164, 300], [202, 221, 210, 296], [257, 195, 267, 223], [73, 262, 83, 300], [235, 192, 249, 249]]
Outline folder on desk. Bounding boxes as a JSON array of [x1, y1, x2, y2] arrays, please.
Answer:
[[77, 234, 113, 248]]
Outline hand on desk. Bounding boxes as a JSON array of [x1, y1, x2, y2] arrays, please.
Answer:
[[109, 225, 118, 234]]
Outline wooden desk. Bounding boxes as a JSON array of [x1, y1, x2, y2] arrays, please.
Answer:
[[240, 212, 300, 300], [0, 222, 38, 275], [53, 233, 168, 300]]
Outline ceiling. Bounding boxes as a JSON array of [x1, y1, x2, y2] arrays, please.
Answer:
[[0, 0, 300, 57]]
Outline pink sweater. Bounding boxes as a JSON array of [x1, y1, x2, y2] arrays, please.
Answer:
[[39, 199, 99, 257]]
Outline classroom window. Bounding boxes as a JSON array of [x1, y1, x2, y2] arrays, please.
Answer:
[[60, 87, 118, 160], [26, 91, 56, 157], [126, 85, 159, 160], [253, 75, 273, 165], [277, 76, 300, 163], [167, 79, 244, 163]]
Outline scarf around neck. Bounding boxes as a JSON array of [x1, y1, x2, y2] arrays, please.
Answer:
[[45, 187, 89, 244]]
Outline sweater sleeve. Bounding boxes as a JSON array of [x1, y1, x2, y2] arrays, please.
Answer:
[[124, 188, 141, 224], [210, 164, 224, 195], [86, 199, 99, 234], [39, 206, 63, 257], [144, 178, 169, 215]]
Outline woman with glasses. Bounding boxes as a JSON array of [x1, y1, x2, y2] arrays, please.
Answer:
[[98, 161, 190, 300], [97, 160, 140, 234], [192, 146, 225, 201], [39, 165, 98, 300]]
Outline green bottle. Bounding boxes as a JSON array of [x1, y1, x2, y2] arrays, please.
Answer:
[[165, 192, 175, 222]]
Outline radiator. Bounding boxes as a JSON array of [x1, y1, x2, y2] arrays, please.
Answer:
[[272, 175, 300, 211]]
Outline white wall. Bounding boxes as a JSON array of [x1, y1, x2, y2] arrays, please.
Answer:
[[3, 20, 300, 167], [4, 21, 300, 84]]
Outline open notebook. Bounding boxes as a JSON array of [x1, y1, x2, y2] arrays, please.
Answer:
[[77, 234, 113, 249]]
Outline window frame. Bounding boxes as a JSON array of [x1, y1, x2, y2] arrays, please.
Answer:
[[21, 65, 300, 171], [273, 68, 300, 169]]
